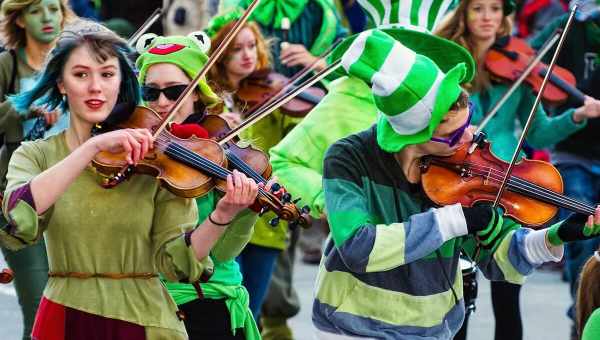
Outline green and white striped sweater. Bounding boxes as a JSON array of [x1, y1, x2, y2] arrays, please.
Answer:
[[313, 125, 563, 340]]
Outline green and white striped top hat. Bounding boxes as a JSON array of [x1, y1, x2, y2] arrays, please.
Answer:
[[358, 0, 455, 31], [341, 29, 467, 152], [329, 0, 475, 81]]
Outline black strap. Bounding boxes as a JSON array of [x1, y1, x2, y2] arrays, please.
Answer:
[[436, 250, 459, 305], [7, 49, 17, 97]]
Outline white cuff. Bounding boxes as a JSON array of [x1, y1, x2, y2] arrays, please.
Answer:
[[524, 228, 564, 264], [435, 203, 468, 242]]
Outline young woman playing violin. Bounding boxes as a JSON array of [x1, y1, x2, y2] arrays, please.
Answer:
[[313, 28, 600, 340], [435, 1, 600, 338], [205, 12, 306, 323], [0, 21, 262, 340], [136, 31, 279, 339], [0, 1, 74, 338]]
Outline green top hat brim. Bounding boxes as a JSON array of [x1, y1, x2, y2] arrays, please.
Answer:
[[329, 26, 475, 83]]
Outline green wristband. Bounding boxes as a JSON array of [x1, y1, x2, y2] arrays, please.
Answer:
[[547, 223, 563, 246]]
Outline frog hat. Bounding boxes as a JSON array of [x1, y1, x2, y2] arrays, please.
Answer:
[[135, 31, 221, 108]]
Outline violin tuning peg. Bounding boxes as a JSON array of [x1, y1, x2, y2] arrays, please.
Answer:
[[259, 206, 269, 217], [293, 198, 301, 204], [301, 205, 311, 214], [270, 183, 281, 193], [282, 192, 292, 203], [269, 217, 280, 227]]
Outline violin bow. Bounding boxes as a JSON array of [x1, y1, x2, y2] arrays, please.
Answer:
[[472, 31, 561, 138], [242, 39, 341, 119], [492, 5, 578, 207], [127, 8, 163, 46], [153, 0, 262, 138], [217, 60, 342, 145]]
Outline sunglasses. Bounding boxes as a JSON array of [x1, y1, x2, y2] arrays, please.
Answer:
[[430, 101, 474, 147], [141, 84, 188, 102]]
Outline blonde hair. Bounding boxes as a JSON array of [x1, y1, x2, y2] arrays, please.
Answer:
[[435, 0, 512, 91], [0, 0, 75, 49], [576, 251, 600, 339], [207, 21, 272, 93]]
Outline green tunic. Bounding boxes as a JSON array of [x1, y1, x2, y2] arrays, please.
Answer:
[[0, 132, 212, 339], [583, 308, 600, 340]]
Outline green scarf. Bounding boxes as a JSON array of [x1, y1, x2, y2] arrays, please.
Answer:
[[241, 0, 309, 28], [201, 283, 261, 340]]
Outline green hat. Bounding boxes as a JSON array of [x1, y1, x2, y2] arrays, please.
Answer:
[[204, 7, 245, 38], [341, 29, 467, 152], [135, 32, 221, 107], [330, 0, 475, 81], [504, 0, 516, 14]]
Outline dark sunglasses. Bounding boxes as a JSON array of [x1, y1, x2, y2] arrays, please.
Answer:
[[430, 101, 474, 147], [141, 84, 188, 102]]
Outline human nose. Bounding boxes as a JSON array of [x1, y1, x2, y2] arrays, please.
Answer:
[[461, 125, 476, 144], [88, 74, 102, 93], [157, 92, 172, 108], [41, 7, 51, 21]]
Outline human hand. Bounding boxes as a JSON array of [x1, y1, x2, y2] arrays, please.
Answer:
[[462, 204, 504, 247], [280, 43, 325, 71], [213, 169, 259, 224], [30, 107, 59, 126], [88, 128, 154, 164], [547, 206, 600, 246], [573, 96, 600, 122]]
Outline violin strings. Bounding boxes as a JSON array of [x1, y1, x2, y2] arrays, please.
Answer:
[[464, 162, 594, 212], [152, 135, 274, 201], [465, 165, 593, 214], [458, 162, 595, 214]]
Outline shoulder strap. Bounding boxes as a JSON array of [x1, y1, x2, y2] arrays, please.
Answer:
[[7, 49, 17, 96]]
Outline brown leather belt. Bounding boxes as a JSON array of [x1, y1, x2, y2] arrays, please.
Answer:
[[48, 271, 158, 280]]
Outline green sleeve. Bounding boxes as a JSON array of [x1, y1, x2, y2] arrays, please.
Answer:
[[210, 208, 257, 262], [269, 77, 377, 218], [196, 191, 257, 263], [517, 86, 585, 149], [0, 51, 23, 138], [461, 217, 527, 284], [528, 14, 567, 53], [582, 309, 600, 340], [1, 141, 51, 250], [152, 187, 212, 283]]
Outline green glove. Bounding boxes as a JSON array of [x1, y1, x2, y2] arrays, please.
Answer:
[[547, 213, 600, 246], [462, 205, 504, 248]]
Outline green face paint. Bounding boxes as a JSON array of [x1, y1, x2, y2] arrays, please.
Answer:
[[21, 0, 63, 44]]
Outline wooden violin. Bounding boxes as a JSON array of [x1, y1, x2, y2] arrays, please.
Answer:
[[485, 36, 586, 106], [92, 106, 311, 228], [236, 69, 325, 118], [420, 139, 596, 227]]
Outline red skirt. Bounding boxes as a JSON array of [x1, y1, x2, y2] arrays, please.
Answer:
[[32, 297, 146, 340]]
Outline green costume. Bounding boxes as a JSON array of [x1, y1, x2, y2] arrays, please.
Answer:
[[0, 133, 211, 339], [471, 84, 585, 162], [136, 33, 261, 339], [583, 308, 600, 340]]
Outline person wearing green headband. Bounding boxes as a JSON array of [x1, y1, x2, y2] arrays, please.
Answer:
[[0, 1, 74, 339], [311, 27, 600, 340], [136, 32, 276, 340], [436, 0, 600, 338], [230, 0, 347, 77]]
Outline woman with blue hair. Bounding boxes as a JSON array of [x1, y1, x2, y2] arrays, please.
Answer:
[[0, 20, 261, 339]]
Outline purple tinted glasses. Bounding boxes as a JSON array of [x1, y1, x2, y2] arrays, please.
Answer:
[[430, 101, 474, 147]]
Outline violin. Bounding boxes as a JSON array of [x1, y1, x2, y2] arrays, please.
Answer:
[[420, 139, 596, 227], [236, 69, 326, 118], [91, 106, 311, 228], [0, 268, 13, 284], [485, 36, 586, 106], [183, 113, 311, 227]]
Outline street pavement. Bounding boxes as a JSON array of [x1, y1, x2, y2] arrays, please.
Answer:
[[1, 255, 572, 340]]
